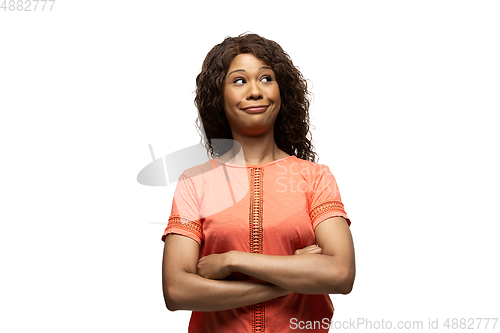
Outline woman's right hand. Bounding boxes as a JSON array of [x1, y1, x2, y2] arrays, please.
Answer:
[[293, 244, 323, 255]]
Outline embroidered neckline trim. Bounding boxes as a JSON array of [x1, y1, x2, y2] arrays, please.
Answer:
[[214, 155, 296, 168]]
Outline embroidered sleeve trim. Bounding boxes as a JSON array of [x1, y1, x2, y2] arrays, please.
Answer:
[[309, 200, 346, 224], [166, 216, 203, 240]]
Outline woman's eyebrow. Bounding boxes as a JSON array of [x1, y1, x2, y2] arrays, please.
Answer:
[[226, 66, 272, 78]]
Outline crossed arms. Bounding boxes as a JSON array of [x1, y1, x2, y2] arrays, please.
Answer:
[[162, 216, 355, 312]]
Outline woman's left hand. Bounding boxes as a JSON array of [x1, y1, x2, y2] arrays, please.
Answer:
[[197, 251, 234, 280], [293, 244, 323, 255]]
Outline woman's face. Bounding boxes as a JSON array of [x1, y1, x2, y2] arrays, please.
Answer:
[[222, 53, 281, 137]]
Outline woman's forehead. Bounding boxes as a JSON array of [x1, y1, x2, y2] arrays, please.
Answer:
[[228, 54, 270, 70]]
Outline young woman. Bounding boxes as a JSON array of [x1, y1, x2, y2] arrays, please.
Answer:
[[161, 33, 355, 333]]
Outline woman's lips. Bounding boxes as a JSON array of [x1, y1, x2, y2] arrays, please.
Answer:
[[241, 105, 269, 113]]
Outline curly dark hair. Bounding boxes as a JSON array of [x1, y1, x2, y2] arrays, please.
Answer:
[[194, 32, 318, 163]]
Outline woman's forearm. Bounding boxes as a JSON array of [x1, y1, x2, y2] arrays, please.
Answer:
[[164, 271, 292, 312], [227, 251, 354, 295]]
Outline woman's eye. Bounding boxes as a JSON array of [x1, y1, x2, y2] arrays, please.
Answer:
[[234, 78, 245, 84], [261, 76, 273, 83]]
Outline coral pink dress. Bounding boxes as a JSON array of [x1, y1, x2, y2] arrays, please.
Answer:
[[162, 155, 351, 333]]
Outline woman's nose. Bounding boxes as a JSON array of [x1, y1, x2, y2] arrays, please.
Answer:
[[246, 81, 263, 100]]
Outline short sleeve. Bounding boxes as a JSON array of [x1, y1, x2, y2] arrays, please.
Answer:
[[309, 164, 351, 230], [161, 172, 203, 245]]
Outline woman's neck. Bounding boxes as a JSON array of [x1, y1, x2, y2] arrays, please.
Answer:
[[219, 132, 290, 165]]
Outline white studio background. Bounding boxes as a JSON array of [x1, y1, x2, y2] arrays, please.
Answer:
[[1, 1, 499, 332]]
